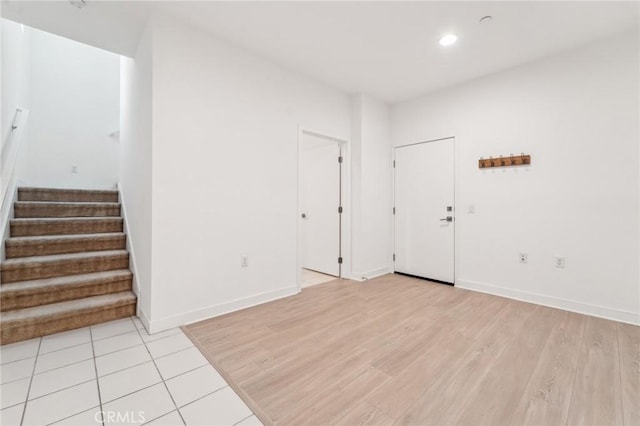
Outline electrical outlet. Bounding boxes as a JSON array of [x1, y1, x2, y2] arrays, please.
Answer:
[[468, 204, 475, 214], [71, 165, 78, 174], [519, 252, 528, 264], [555, 256, 566, 268], [241, 256, 248, 268]]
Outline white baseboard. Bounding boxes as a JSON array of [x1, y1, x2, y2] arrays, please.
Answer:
[[456, 279, 640, 326], [350, 266, 392, 282], [147, 286, 299, 333], [0, 179, 19, 260], [137, 307, 152, 333]]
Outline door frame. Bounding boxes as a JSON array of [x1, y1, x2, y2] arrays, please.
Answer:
[[297, 127, 350, 292], [392, 136, 457, 285]]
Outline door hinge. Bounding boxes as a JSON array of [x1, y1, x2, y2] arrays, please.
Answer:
[[338, 257, 343, 264], [338, 206, 343, 214], [393, 254, 396, 262], [393, 160, 396, 168], [338, 156, 343, 163], [393, 207, 395, 215]]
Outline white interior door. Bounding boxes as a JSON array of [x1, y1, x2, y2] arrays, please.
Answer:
[[300, 134, 341, 276], [394, 138, 455, 283]]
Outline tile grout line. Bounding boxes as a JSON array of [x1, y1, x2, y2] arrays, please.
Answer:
[[141, 410, 180, 425], [160, 362, 210, 382], [176, 385, 229, 410], [88, 326, 105, 426], [44, 404, 102, 426], [233, 413, 256, 426], [36, 321, 139, 356], [153, 345, 193, 361], [0, 358, 37, 386], [4, 319, 199, 425], [97, 358, 151, 380], [98, 376, 163, 406], [19, 337, 42, 426], [6, 340, 147, 388], [143, 343, 196, 362], [25, 377, 97, 403], [1, 355, 37, 367], [38, 335, 92, 356], [22, 353, 94, 380], [17, 336, 194, 403], [132, 320, 188, 426], [94, 340, 145, 358]]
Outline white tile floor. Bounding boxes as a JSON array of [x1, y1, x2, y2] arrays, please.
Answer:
[[300, 268, 338, 288], [0, 317, 263, 426]]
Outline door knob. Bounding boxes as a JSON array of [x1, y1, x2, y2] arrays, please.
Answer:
[[301, 213, 307, 219], [439, 216, 453, 222]]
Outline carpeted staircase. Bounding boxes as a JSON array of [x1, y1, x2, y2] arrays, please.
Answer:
[[0, 187, 137, 344]]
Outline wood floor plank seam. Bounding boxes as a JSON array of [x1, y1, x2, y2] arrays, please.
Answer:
[[615, 323, 627, 426], [564, 317, 588, 426]]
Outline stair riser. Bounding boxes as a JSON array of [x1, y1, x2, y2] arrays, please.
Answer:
[[0, 302, 136, 344], [1, 254, 129, 283], [18, 189, 118, 203], [14, 204, 121, 218], [0, 277, 132, 312], [5, 236, 126, 258], [11, 220, 123, 236]]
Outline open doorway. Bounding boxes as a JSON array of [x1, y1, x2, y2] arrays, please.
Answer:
[[298, 130, 344, 288]]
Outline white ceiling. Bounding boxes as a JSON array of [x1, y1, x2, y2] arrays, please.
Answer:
[[1, 0, 154, 57], [3, 1, 638, 103]]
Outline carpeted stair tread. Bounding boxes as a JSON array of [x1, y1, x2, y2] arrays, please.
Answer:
[[0, 270, 133, 311], [10, 217, 124, 236], [1, 291, 136, 321], [14, 201, 121, 218], [1, 250, 129, 283], [2, 249, 129, 266], [5, 233, 126, 258], [1, 187, 137, 344], [0, 292, 137, 344], [1, 269, 132, 292], [18, 187, 119, 203]]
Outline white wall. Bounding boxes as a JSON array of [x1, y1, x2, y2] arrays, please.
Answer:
[[119, 23, 153, 324], [1, 20, 30, 151], [350, 95, 392, 280], [391, 31, 640, 324], [22, 28, 120, 189], [147, 15, 351, 331], [1, 19, 31, 256]]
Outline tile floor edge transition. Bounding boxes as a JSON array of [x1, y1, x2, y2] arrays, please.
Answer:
[[180, 326, 274, 426]]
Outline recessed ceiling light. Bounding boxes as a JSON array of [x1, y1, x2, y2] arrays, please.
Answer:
[[439, 34, 458, 47]]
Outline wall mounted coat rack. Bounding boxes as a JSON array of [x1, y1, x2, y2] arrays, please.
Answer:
[[479, 153, 531, 168]]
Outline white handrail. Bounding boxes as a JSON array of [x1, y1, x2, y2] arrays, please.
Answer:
[[1, 107, 29, 244], [10, 108, 23, 132]]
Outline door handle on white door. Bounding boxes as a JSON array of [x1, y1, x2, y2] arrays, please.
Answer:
[[301, 213, 307, 219], [439, 216, 453, 222]]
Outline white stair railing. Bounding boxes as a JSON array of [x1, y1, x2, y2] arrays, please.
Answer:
[[1, 107, 30, 247]]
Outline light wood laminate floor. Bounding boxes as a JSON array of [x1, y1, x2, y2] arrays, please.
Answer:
[[183, 274, 640, 426]]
